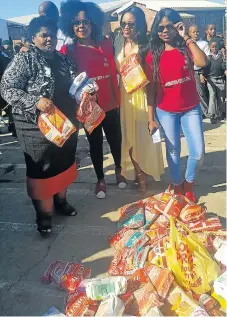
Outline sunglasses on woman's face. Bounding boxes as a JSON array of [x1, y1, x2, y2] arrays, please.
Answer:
[[157, 24, 175, 33], [120, 22, 136, 29], [73, 19, 91, 27]]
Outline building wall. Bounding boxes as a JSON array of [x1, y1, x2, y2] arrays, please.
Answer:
[[107, 5, 225, 36], [190, 10, 225, 35]]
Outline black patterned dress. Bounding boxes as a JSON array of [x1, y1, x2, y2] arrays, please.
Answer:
[[1, 47, 79, 200]]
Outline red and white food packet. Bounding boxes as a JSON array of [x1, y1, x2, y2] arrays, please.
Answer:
[[65, 290, 99, 316], [154, 195, 187, 218], [188, 217, 222, 233], [38, 106, 76, 147], [119, 53, 149, 93], [180, 204, 206, 223], [124, 282, 163, 316], [144, 262, 174, 299], [41, 260, 91, 292]]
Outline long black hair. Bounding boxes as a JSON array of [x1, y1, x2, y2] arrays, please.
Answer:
[[141, 8, 194, 83], [59, 0, 104, 43], [120, 6, 148, 46]]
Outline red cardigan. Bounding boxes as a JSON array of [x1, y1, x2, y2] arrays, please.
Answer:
[[60, 38, 120, 108]]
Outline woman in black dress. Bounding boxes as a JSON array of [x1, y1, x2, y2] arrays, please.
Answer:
[[1, 16, 79, 235]]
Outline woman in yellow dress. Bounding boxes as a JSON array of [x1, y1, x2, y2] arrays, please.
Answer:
[[114, 6, 164, 191]]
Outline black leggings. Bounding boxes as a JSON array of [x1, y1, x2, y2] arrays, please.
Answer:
[[85, 108, 122, 180]]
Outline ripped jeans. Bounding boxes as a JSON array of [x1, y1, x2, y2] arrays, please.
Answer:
[[156, 105, 205, 185]]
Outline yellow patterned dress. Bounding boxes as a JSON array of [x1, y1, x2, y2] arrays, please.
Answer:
[[114, 34, 164, 181]]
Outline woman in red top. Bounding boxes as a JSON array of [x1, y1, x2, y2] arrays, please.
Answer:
[[59, 1, 126, 198], [144, 8, 207, 202]]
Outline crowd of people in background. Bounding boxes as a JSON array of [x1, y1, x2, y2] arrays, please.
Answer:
[[0, 0, 226, 236]]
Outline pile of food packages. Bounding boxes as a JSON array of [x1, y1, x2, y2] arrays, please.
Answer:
[[41, 191, 227, 316]]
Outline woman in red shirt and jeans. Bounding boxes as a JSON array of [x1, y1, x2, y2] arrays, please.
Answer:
[[60, 1, 126, 198], [144, 8, 207, 202]]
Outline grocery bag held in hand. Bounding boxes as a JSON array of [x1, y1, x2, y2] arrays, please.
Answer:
[[120, 53, 149, 93], [69, 72, 106, 134], [38, 106, 76, 147], [166, 217, 220, 294]]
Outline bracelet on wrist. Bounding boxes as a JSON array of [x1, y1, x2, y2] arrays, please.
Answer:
[[186, 39, 195, 46]]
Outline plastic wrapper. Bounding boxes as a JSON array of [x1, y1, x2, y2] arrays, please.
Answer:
[[214, 272, 227, 300], [117, 200, 145, 229], [65, 290, 99, 316], [153, 214, 170, 229], [119, 53, 149, 93], [147, 236, 169, 269], [108, 241, 150, 276], [143, 197, 160, 228], [144, 262, 174, 299], [78, 276, 127, 300], [145, 227, 168, 248], [126, 268, 150, 293], [154, 195, 187, 218], [38, 106, 76, 147], [108, 247, 137, 276], [145, 307, 164, 316], [199, 294, 220, 312], [211, 292, 227, 310], [180, 204, 206, 223], [41, 260, 91, 292], [160, 191, 172, 204], [188, 217, 222, 232], [69, 72, 99, 103], [95, 294, 124, 316], [125, 231, 149, 249], [109, 228, 135, 251], [166, 217, 220, 294], [76, 92, 105, 135], [124, 282, 163, 316], [214, 242, 227, 267], [168, 285, 203, 316]]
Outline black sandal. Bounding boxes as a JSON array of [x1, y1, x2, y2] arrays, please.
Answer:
[[36, 212, 52, 235], [55, 200, 77, 216]]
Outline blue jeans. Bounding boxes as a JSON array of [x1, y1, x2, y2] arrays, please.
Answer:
[[156, 105, 205, 185]]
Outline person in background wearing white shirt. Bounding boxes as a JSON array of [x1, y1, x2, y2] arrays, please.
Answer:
[[189, 25, 210, 118]]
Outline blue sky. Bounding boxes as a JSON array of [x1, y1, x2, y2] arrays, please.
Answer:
[[1, 0, 224, 19], [0, 0, 111, 19]]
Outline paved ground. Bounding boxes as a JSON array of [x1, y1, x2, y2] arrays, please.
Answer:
[[0, 118, 226, 315]]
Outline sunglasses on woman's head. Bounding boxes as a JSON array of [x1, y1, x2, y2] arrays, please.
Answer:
[[73, 19, 91, 27], [120, 22, 136, 29], [157, 24, 175, 33]]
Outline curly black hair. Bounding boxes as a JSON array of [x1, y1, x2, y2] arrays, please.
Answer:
[[59, 0, 104, 42], [28, 16, 58, 41], [140, 8, 194, 83], [120, 6, 148, 46]]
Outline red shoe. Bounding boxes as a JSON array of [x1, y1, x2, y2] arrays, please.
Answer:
[[173, 183, 183, 195], [95, 179, 106, 199], [183, 180, 197, 203]]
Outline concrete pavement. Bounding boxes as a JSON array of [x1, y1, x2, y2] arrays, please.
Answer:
[[0, 118, 226, 315]]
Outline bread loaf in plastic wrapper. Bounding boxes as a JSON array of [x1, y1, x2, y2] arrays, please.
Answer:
[[41, 260, 91, 292], [188, 217, 222, 232], [119, 53, 149, 93], [65, 290, 99, 316], [180, 203, 206, 223], [38, 106, 76, 147], [144, 262, 174, 299]]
